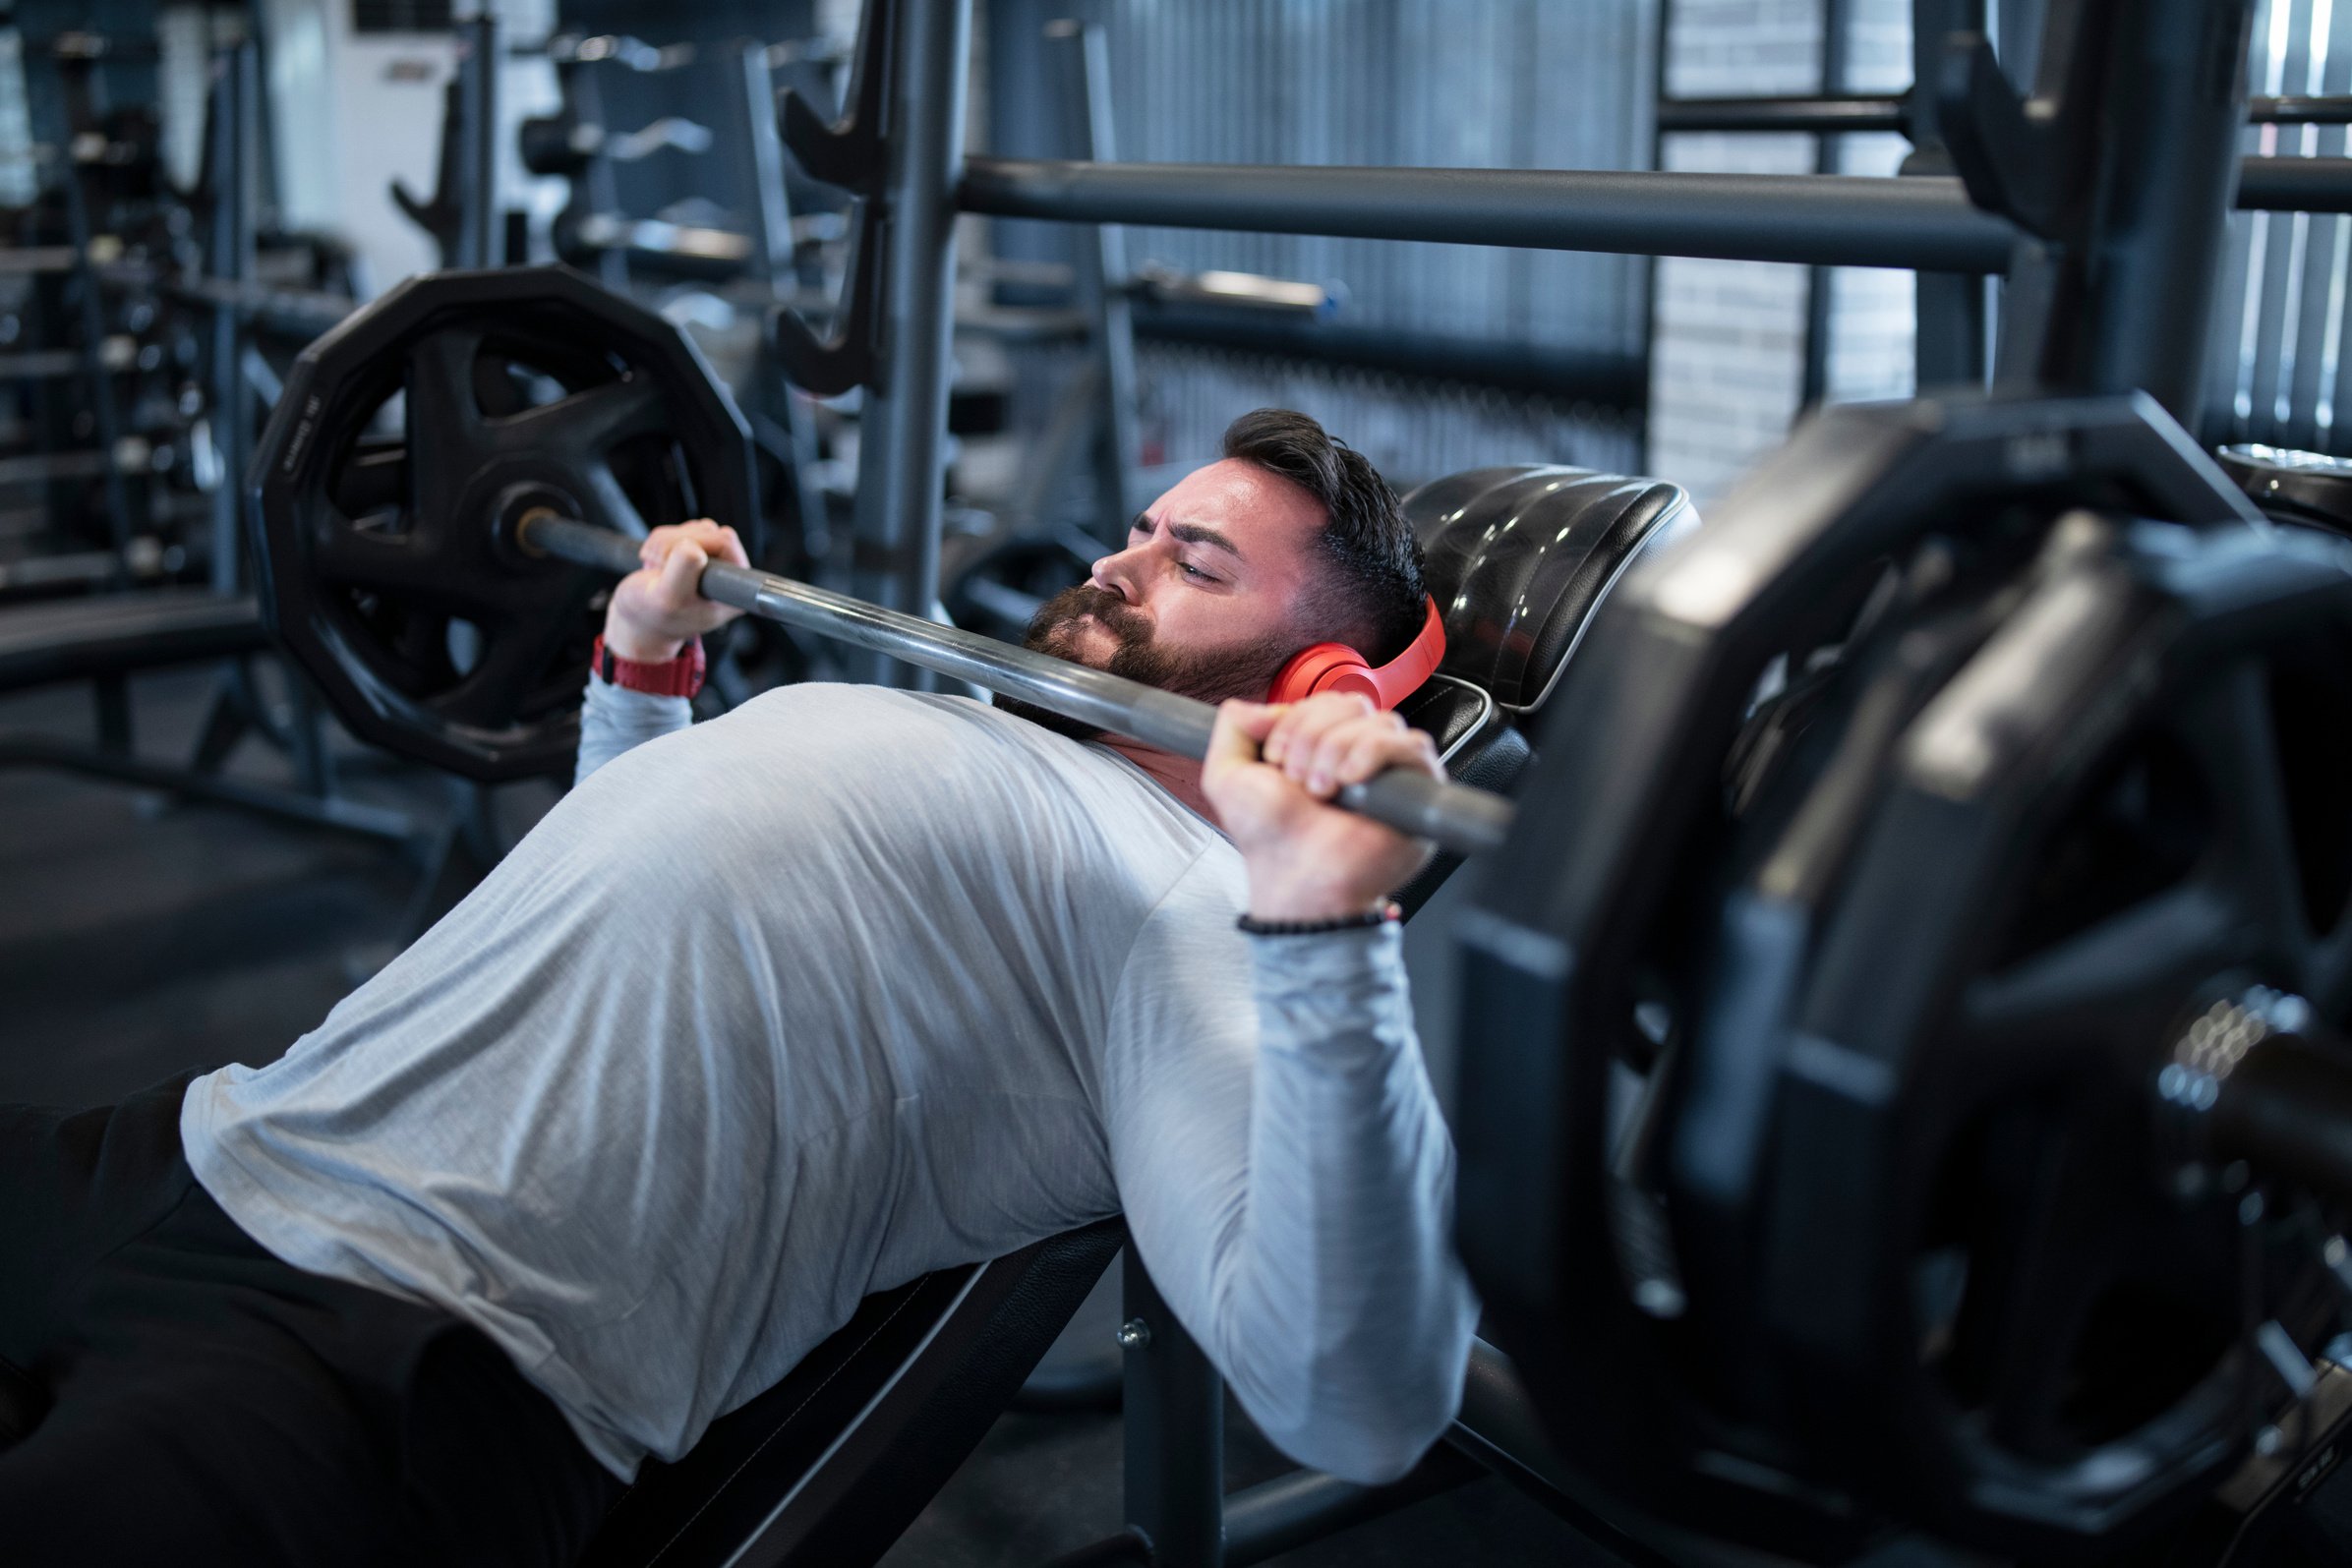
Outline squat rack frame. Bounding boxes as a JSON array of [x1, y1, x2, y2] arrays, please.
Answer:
[[783, 1, 2286, 1563]]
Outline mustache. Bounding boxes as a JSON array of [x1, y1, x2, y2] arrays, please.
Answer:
[[1024, 583, 1149, 652]]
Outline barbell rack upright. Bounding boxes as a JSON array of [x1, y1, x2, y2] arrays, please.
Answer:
[[848, 0, 972, 689]]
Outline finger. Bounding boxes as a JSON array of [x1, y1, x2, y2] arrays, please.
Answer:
[[1293, 702, 1391, 790], [1264, 692, 1371, 771], [657, 538, 710, 602], [638, 522, 683, 556], [1204, 700, 1279, 778], [714, 525, 749, 569], [1330, 726, 1434, 789]]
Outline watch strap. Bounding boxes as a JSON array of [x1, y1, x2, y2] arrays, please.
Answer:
[[591, 635, 706, 699]]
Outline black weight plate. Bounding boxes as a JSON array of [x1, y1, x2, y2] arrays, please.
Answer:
[[1449, 394, 2270, 1552], [1728, 519, 2352, 1553], [249, 264, 759, 781]]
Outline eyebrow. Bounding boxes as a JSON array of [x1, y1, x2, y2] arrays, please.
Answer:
[[1133, 512, 1245, 560]]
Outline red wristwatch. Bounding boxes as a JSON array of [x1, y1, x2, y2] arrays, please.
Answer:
[[591, 635, 706, 698]]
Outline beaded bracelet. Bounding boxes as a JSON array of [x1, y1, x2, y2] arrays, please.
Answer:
[[1235, 901, 1400, 937]]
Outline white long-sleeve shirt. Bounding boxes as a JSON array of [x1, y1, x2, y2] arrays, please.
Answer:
[[180, 678, 1477, 1482]]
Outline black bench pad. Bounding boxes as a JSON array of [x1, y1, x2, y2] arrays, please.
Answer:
[[579, 1218, 1124, 1568]]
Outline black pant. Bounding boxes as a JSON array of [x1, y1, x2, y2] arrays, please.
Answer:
[[0, 1074, 623, 1566]]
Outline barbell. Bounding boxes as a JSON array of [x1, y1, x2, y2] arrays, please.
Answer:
[[512, 511, 1510, 854], [247, 266, 1512, 856]]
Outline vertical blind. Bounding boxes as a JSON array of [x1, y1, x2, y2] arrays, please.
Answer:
[[2207, 0, 2352, 452]]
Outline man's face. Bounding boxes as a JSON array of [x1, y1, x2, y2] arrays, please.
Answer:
[[1006, 459, 1331, 738]]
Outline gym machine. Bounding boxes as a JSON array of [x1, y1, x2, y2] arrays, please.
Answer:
[[762, 0, 2352, 1560]]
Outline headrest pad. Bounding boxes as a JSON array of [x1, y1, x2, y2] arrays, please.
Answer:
[[1400, 464, 1696, 711]]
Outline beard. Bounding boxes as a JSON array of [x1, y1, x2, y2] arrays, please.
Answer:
[[993, 583, 1295, 742]]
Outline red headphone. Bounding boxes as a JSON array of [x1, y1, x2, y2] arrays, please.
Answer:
[[1265, 596, 1446, 709]]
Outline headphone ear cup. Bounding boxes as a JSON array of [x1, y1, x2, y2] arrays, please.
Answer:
[[1267, 644, 1374, 705]]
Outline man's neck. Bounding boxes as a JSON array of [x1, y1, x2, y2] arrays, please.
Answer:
[[1099, 735, 1217, 827]]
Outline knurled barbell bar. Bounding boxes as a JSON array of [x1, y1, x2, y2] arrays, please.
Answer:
[[511, 510, 1511, 855]]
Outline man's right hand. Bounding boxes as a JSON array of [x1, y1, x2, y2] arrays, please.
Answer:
[[601, 520, 751, 662]]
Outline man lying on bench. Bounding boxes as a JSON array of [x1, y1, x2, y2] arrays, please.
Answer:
[[0, 409, 1479, 1566]]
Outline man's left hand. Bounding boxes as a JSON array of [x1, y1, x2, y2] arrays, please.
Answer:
[[1202, 694, 1441, 923]]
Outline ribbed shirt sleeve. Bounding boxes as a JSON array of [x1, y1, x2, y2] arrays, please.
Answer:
[[574, 673, 694, 784], [1105, 909, 1479, 1484]]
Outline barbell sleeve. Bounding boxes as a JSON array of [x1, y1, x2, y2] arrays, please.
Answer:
[[2160, 988, 2352, 1213], [517, 513, 1517, 857]]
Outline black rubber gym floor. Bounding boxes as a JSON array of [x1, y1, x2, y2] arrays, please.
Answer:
[[0, 664, 1595, 1566]]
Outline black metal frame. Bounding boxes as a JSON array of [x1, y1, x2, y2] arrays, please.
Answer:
[[756, 0, 2294, 1562], [1041, 1252, 1482, 1568], [796, 0, 2345, 641], [390, 13, 499, 270], [958, 158, 2021, 272]]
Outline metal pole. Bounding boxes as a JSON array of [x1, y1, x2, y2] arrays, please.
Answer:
[[207, 42, 257, 594], [2057, 0, 2253, 421], [458, 13, 498, 270], [1909, 0, 1991, 391], [958, 159, 2022, 272], [740, 41, 831, 567], [1662, 90, 2352, 134], [2251, 95, 2352, 124], [1658, 94, 1910, 134], [565, 52, 628, 290], [1121, 1250, 1225, 1568], [2237, 158, 2352, 213], [851, 0, 971, 687], [515, 513, 1514, 855], [1641, 0, 1671, 472], [1801, 0, 1854, 410], [52, 55, 137, 570], [1051, 20, 1141, 533]]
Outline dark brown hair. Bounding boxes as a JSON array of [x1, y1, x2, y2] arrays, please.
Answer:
[[1220, 408, 1427, 663]]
